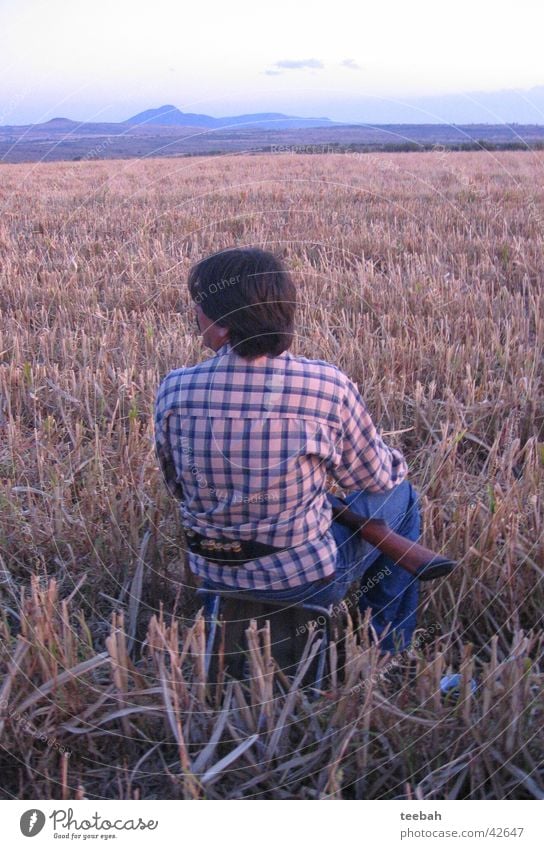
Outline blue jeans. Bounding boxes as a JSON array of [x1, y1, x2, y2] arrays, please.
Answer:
[[200, 480, 421, 654]]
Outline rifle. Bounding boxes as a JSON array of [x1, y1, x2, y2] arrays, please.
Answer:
[[329, 497, 456, 581]]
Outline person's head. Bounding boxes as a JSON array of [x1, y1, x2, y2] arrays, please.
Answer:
[[188, 247, 296, 360]]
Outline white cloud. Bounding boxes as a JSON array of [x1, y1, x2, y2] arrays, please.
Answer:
[[274, 58, 324, 70]]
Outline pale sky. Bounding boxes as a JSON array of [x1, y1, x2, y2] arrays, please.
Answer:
[[1, 0, 543, 125]]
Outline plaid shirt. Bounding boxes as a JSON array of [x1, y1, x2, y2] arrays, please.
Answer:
[[154, 341, 408, 590]]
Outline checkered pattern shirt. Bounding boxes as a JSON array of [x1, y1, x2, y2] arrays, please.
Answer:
[[154, 341, 408, 590]]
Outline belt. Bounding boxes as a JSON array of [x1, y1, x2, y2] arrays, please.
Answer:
[[183, 527, 290, 565]]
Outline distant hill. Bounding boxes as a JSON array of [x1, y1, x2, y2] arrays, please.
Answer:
[[43, 117, 78, 125], [125, 105, 338, 130]]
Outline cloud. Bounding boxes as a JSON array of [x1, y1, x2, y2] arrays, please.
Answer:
[[276, 58, 324, 69], [341, 58, 361, 70], [264, 58, 324, 75]]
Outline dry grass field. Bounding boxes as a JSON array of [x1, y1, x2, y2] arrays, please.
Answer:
[[0, 150, 543, 800]]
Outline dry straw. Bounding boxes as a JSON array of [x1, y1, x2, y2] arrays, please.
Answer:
[[0, 151, 542, 799]]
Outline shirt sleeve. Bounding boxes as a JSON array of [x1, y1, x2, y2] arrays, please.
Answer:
[[154, 378, 184, 500], [330, 377, 408, 492]]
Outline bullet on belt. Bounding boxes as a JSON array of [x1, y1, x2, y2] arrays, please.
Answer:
[[201, 541, 242, 552], [184, 530, 242, 553]]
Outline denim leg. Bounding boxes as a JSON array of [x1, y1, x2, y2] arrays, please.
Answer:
[[344, 482, 421, 652]]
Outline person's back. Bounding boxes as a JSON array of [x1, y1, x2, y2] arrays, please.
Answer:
[[155, 339, 408, 591], [154, 246, 421, 652]]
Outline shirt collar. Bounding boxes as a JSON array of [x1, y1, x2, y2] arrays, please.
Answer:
[[214, 341, 290, 362], [215, 341, 233, 357]]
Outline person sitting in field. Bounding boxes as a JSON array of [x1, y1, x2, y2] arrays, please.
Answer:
[[154, 246, 421, 653]]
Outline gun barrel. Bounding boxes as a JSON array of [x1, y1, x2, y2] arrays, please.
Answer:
[[330, 502, 456, 581]]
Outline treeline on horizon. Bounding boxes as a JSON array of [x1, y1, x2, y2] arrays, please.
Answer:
[[176, 140, 544, 158]]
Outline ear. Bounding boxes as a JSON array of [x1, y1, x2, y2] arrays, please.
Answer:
[[218, 324, 230, 342]]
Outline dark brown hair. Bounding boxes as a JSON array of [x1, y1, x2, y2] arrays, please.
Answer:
[[188, 247, 296, 359]]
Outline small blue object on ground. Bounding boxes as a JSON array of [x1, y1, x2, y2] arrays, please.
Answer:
[[440, 674, 477, 696]]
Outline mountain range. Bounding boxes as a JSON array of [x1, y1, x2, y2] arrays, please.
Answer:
[[125, 105, 337, 129], [3, 82, 544, 132]]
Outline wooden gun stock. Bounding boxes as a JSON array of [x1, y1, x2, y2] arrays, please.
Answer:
[[330, 501, 456, 581]]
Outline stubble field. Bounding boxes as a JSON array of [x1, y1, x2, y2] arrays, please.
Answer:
[[0, 150, 543, 799]]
